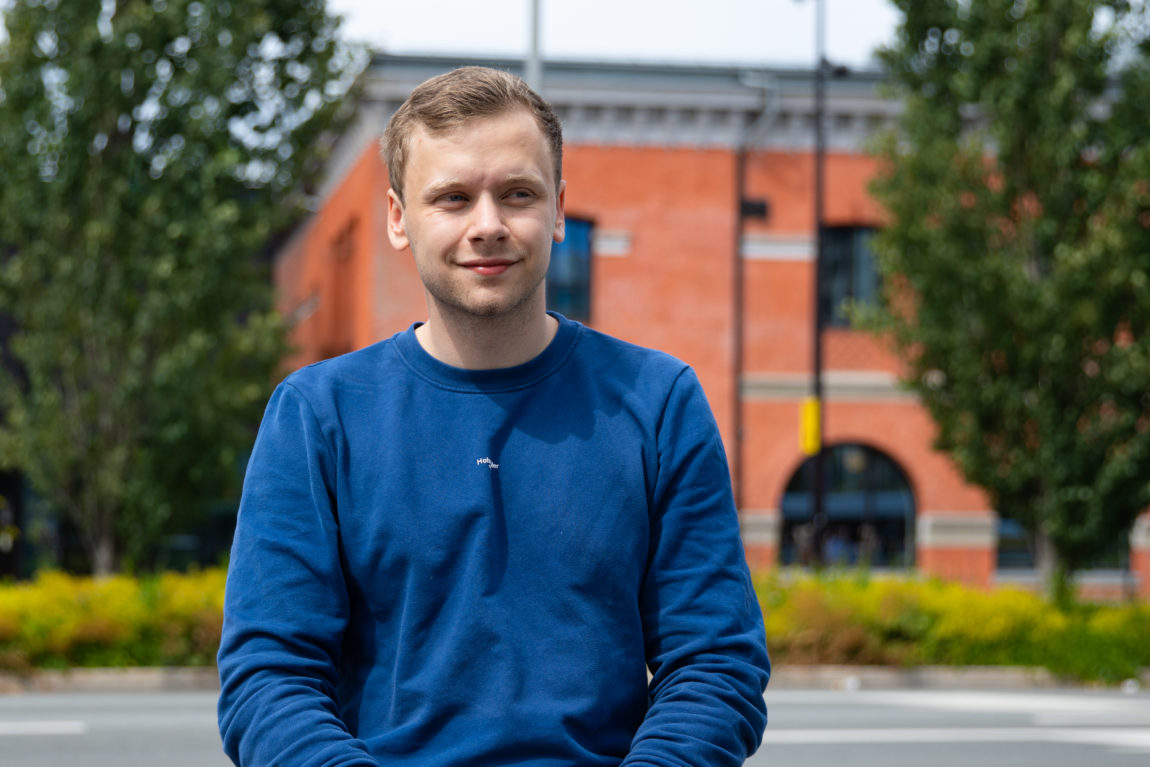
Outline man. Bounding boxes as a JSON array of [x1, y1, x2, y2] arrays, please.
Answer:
[[218, 66, 770, 766]]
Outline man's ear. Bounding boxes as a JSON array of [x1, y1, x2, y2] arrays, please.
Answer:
[[387, 188, 410, 251], [552, 179, 566, 244]]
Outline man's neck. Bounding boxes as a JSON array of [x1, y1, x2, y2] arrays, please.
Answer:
[[415, 305, 558, 370]]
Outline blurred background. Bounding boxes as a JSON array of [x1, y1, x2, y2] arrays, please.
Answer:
[[0, 0, 1148, 608]]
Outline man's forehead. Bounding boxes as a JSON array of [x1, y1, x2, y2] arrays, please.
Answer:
[[408, 107, 542, 143], [404, 111, 553, 177]]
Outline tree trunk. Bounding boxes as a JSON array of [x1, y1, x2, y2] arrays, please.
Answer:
[[1035, 529, 1072, 606], [91, 533, 115, 577]]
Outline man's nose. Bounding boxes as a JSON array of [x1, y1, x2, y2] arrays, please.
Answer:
[[468, 194, 508, 242]]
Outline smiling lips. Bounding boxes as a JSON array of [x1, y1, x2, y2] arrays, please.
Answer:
[[461, 259, 514, 276]]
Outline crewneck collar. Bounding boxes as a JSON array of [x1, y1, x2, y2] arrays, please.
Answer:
[[394, 312, 581, 393]]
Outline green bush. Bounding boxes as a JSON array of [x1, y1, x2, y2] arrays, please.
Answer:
[[0, 569, 225, 671], [756, 569, 1150, 683], [1, 568, 1147, 683]]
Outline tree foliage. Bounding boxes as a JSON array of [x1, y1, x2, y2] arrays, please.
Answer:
[[866, 0, 1150, 599], [0, 0, 363, 574]]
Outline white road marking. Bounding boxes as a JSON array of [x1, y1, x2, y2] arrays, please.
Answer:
[[834, 691, 1150, 714], [0, 720, 89, 736], [1036, 712, 1150, 727], [763, 726, 1150, 751]]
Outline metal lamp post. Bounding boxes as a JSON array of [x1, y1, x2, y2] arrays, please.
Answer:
[[809, 0, 829, 566]]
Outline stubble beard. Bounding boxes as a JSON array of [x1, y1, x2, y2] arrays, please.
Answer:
[[419, 258, 548, 326]]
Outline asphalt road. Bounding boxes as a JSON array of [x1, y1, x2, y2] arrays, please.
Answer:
[[0, 691, 230, 767], [750, 687, 1150, 767], [1, 686, 1149, 766]]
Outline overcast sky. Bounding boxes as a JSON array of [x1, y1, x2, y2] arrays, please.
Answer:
[[328, 0, 903, 69]]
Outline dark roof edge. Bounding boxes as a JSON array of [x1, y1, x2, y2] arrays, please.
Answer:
[[368, 50, 885, 82]]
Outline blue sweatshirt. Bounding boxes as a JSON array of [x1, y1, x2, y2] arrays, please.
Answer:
[[218, 314, 769, 766]]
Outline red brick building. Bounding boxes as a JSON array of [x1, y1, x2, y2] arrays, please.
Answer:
[[274, 54, 1150, 597]]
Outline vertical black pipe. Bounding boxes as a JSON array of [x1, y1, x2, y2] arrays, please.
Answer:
[[733, 148, 747, 513]]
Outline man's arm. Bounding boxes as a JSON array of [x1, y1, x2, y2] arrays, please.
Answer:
[[217, 382, 379, 767], [624, 368, 770, 767]]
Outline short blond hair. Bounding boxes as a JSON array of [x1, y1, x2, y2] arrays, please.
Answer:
[[381, 66, 563, 203]]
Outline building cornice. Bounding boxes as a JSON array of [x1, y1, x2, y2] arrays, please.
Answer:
[[318, 52, 899, 204], [741, 371, 916, 402]]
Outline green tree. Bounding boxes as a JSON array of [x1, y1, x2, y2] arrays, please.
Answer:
[[866, 0, 1150, 601], [0, 0, 363, 574]]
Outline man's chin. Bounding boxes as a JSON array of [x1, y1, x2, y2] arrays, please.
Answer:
[[463, 303, 507, 318], [425, 280, 546, 323], [441, 296, 523, 320]]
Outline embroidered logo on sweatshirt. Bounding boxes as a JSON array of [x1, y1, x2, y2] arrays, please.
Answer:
[[476, 457, 499, 470]]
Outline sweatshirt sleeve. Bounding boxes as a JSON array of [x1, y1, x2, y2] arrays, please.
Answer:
[[217, 382, 379, 767], [623, 367, 770, 767]]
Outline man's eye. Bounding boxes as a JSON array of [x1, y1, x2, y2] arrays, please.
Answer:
[[440, 193, 467, 204]]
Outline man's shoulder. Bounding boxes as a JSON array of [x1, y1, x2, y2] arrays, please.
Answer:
[[280, 334, 402, 400], [570, 322, 693, 384]]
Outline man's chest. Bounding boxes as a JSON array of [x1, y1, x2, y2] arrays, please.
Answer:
[[330, 396, 655, 609]]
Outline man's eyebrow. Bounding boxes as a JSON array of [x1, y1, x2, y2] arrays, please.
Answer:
[[421, 173, 547, 199], [499, 173, 547, 188], [420, 177, 467, 196]]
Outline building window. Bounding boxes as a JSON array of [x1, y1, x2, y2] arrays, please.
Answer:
[[779, 443, 915, 567], [548, 217, 592, 323], [820, 226, 878, 327], [997, 518, 1130, 570]]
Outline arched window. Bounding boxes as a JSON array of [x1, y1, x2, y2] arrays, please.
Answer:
[[779, 443, 915, 567]]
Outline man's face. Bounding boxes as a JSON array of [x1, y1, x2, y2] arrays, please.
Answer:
[[387, 108, 565, 323]]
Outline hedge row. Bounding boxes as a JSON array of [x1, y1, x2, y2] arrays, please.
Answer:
[[0, 569, 224, 671], [757, 570, 1150, 683], [2, 568, 1148, 682]]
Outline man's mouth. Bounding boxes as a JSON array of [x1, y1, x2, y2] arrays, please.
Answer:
[[461, 260, 514, 276]]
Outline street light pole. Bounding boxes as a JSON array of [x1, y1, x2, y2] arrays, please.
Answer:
[[811, 0, 828, 567], [526, 0, 542, 93]]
